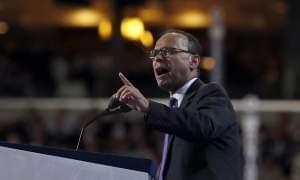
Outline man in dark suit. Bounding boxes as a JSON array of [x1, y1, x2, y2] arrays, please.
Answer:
[[114, 29, 241, 180]]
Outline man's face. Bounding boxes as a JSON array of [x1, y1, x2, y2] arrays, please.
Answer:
[[152, 33, 194, 92]]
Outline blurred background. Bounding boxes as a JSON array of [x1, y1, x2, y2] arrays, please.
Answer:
[[0, 0, 300, 179]]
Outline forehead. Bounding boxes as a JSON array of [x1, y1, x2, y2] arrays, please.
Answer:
[[155, 33, 188, 50]]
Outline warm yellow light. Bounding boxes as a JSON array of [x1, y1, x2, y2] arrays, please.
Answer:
[[66, 9, 101, 27], [0, 21, 8, 34], [121, 17, 145, 41], [98, 19, 112, 40], [201, 57, 216, 71], [138, 8, 164, 24], [173, 10, 210, 28], [140, 30, 154, 48]]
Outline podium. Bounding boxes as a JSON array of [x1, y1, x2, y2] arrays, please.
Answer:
[[0, 141, 157, 180]]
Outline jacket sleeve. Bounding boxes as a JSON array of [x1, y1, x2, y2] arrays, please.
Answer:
[[144, 84, 237, 143]]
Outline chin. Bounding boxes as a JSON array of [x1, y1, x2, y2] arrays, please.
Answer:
[[157, 80, 177, 92], [157, 80, 169, 90]]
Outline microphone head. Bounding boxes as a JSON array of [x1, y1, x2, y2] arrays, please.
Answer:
[[106, 97, 131, 113]]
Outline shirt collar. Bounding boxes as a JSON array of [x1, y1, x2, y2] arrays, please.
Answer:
[[170, 77, 198, 107]]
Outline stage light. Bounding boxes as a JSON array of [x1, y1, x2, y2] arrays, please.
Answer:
[[201, 57, 216, 71], [140, 30, 153, 48], [98, 19, 112, 40], [138, 8, 164, 24], [0, 21, 8, 34], [66, 8, 101, 27], [173, 10, 210, 28], [121, 17, 144, 41]]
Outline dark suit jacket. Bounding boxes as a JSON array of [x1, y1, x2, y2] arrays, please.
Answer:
[[145, 79, 241, 180]]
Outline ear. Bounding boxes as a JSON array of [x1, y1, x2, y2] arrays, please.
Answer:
[[189, 55, 200, 71]]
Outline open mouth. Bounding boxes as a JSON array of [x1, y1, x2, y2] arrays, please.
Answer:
[[156, 66, 170, 76]]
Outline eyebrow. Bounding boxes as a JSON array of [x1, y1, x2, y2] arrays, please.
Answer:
[[155, 46, 177, 50]]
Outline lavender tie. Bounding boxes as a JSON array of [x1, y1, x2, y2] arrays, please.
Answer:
[[158, 97, 178, 180]]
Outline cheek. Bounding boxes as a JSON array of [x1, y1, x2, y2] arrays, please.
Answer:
[[152, 62, 156, 73], [171, 60, 188, 73], [172, 64, 190, 82]]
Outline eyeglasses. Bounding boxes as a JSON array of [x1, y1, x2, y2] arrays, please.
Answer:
[[148, 47, 194, 60]]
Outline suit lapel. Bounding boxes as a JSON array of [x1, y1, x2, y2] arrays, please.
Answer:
[[166, 79, 204, 158], [180, 79, 204, 108]]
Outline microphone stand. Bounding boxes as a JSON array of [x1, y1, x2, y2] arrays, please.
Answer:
[[76, 109, 111, 151], [75, 103, 131, 151]]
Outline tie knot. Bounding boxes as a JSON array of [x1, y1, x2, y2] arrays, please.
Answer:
[[169, 97, 178, 108]]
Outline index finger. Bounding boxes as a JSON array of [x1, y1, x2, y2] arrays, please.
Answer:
[[119, 72, 134, 86]]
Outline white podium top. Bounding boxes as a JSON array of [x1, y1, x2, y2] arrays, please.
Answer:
[[0, 142, 156, 180]]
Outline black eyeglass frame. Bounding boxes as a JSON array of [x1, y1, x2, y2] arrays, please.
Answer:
[[148, 47, 196, 60]]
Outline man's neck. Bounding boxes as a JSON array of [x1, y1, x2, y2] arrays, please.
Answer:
[[169, 76, 198, 96], [168, 77, 198, 107]]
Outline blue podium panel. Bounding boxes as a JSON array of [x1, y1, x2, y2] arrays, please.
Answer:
[[0, 142, 156, 180]]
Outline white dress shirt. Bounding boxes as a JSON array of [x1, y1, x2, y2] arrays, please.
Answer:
[[170, 77, 198, 107]]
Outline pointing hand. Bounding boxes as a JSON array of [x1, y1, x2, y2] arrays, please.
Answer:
[[114, 72, 149, 112]]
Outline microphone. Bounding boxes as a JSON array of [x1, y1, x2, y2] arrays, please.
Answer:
[[106, 96, 132, 113], [75, 97, 131, 150]]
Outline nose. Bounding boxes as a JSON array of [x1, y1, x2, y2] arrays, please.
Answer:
[[153, 52, 165, 62]]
